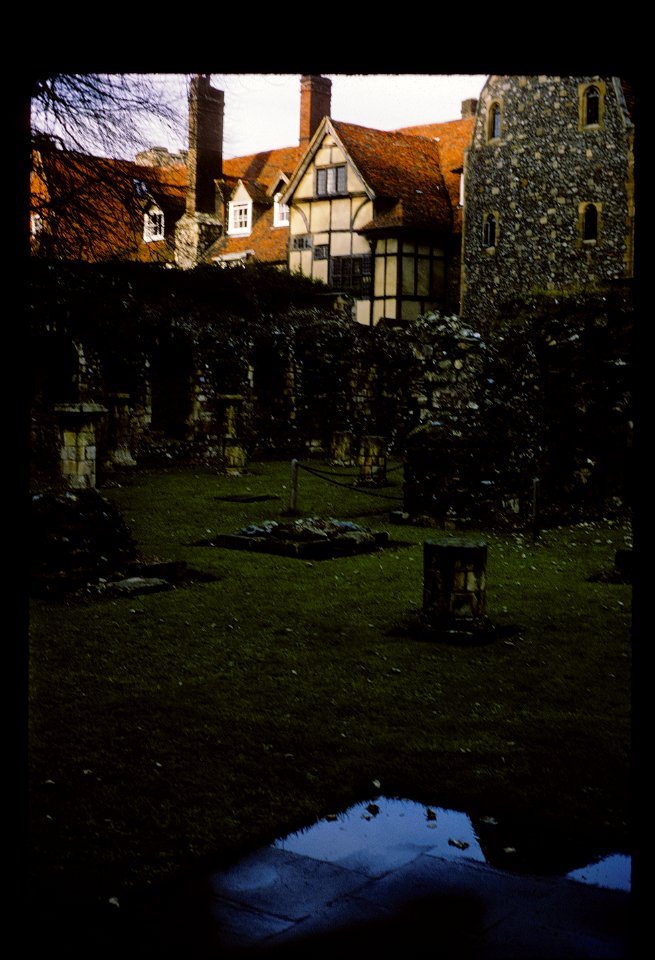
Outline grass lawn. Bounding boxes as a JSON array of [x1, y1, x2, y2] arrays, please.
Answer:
[[27, 459, 632, 903]]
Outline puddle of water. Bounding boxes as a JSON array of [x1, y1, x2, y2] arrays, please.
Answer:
[[566, 853, 632, 892], [275, 797, 485, 863], [273, 796, 631, 892]]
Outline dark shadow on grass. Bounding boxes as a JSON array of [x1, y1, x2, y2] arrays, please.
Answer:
[[387, 611, 519, 647]]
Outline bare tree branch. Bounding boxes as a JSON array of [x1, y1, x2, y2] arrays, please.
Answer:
[[31, 73, 188, 157], [30, 73, 191, 263]]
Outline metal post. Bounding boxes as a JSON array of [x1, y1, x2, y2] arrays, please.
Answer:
[[289, 458, 299, 514], [532, 477, 540, 542]]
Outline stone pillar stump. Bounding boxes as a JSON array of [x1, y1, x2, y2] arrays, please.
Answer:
[[330, 430, 354, 465], [54, 403, 108, 489], [223, 439, 248, 476], [423, 537, 487, 631], [358, 435, 387, 484]]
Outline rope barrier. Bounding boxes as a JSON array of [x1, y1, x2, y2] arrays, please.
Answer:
[[294, 460, 405, 503], [295, 460, 404, 478]]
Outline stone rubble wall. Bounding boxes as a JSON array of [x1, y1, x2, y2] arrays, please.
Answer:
[[462, 76, 634, 332], [28, 263, 632, 525]]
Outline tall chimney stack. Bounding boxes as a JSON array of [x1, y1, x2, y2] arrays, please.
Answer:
[[461, 98, 479, 119], [299, 75, 332, 148], [176, 74, 224, 269], [186, 74, 224, 216]]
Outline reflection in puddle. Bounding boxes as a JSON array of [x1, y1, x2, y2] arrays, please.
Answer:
[[273, 796, 631, 893], [566, 853, 631, 892], [275, 797, 485, 865]]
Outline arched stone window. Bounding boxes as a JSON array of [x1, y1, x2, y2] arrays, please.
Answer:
[[585, 85, 600, 126], [579, 81, 606, 129], [487, 102, 502, 141], [581, 202, 600, 242], [483, 212, 497, 248]]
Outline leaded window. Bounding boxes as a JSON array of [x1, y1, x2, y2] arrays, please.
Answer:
[[316, 165, 347, 196], [488, 103, 502, 141], [291, 235, 312, 251], [329, 254, 372, 295]]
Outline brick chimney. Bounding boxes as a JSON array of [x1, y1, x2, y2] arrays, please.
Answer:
[[175, 74, 224, 269], [461, 98, 479, 119], [299, 75, 332, 148], [186, 74, 224, 216]]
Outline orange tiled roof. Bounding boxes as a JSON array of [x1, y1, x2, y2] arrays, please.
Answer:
[[396, 118, 475, 201], [222, 146, 303, 189], [212, 205, 288, 263], [33, 106, 473, 264], [207, 145, 303, 263], [33, 147, 187, 262], [331, 120, 453, 233]]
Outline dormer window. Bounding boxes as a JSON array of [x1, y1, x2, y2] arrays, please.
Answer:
[[228, 201, 252, 235], [273, 192, 289, 227], [143, 206, 164, 242]]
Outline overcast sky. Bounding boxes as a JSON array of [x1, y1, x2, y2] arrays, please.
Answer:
[[145, 74, 489, 160]]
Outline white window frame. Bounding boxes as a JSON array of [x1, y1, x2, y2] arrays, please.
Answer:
[[273, 192, 289, 227], [143, 206, 165, 242], [228, 201, 252, 235]]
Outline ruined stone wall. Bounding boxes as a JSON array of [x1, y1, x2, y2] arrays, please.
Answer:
[[28, 262, 632, 524], [403, 288, 633, 527], [461, 76, 634, 331]]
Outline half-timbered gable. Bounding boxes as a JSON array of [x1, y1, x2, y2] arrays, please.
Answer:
[[283, 117, 465, 324]]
